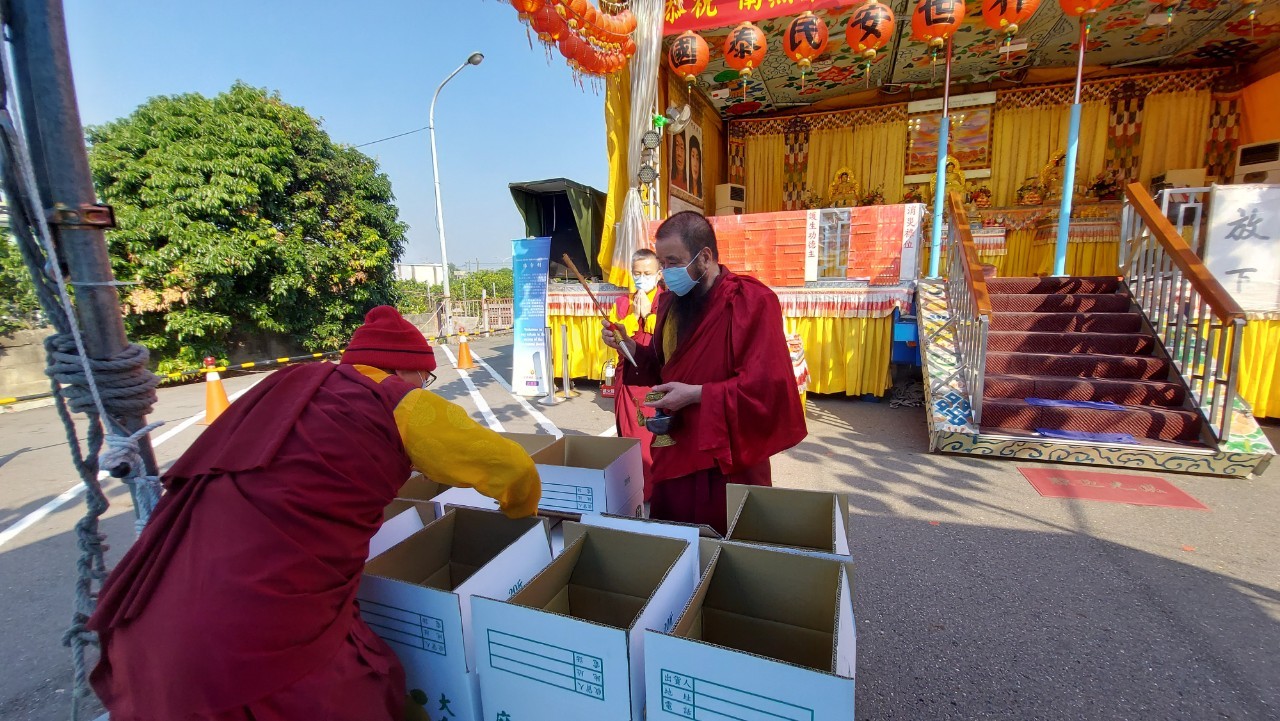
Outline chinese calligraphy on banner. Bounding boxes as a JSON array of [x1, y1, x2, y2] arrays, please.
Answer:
[[1205, 184, 1280, 313], [663, 0, 848, 35]]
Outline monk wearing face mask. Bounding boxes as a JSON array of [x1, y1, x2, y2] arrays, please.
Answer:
[[602, 212, 806, 534], [88, 306, 540, 721], [608, 248, 666, 499]]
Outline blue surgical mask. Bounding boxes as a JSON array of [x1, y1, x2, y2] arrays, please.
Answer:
[[633, 273, 659, 293], [662, 252, 706, 297]]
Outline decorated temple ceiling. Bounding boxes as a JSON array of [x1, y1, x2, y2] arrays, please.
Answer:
[[664, 0, 1280, 117]]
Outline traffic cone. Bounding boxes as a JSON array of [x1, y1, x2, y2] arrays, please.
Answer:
[[455, 330, 475, 370], [199, 356, 231, 425]]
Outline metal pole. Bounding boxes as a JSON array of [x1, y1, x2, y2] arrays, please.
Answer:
[[927, 36, 954, 279], [8, 0, 158, 476], [537, 326, 563, 406], [1054, 19, 1089, 277], [428, 52, 483, 343], [557, 322, 578, 399]]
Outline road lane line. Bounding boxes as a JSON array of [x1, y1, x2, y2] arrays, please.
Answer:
[[440, 345, 504, 432], [0, 379, 263, 550], [598, 426, 618, 437], [470, 355, 562, 438]]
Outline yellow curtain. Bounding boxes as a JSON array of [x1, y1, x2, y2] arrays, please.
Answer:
[[805, 127, 857, 200], [744, 133, 786, 213], [1137, 90, 1212, 187], [851, 121, 908, 203], [1239, 317, 1280, 418], [785, 316, 893, 396], [990, 102, 1108, 207], [550, 315, 617, 380], [1029, 240, 1120, 277], [598, 67, 632, 286]]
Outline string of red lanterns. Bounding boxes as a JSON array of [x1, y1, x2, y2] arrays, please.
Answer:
[[509, 0, 638, 78]]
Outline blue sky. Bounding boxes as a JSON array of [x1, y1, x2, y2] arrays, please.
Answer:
[[64, 0, 607, 267]]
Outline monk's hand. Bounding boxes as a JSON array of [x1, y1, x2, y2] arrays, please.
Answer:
[[647, 382, 702, 411], [601, 319, 635, 355], [634, 289, 652, 318]]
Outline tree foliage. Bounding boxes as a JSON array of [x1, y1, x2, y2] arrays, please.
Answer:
[[88, 83, 406, 371], [0, 234, 43, 335]]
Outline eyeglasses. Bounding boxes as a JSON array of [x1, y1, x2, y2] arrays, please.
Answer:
[[420, 371, 438, 389]]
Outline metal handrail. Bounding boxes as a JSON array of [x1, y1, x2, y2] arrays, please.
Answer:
[[930, 192, 992, 424], [1119, 182, 1245, 443]]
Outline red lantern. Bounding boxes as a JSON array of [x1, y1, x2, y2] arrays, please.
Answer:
[[982, 0, 1041, 37], [511, 0, 543, 18], [1058, 0, 1114, 16], [846, 0, 897, 59], [912, 0, 967, 47], [622, 36, 636, 56], [584, 2, 600, 31], [559, 31, 586, 68], [530, 5, 566, 42], [723, 22, 768, 78], [784, 11, 830, 71], [618, 8, 637, 33], [668, 31, 710, 83]]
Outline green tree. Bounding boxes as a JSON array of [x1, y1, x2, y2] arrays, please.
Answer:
[[0, 234, 44, 335], [88, 83, 406, 372]]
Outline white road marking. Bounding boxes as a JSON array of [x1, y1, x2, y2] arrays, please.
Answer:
[[598, 426, 618, 437], [0, 379, 263, 550], [440, 345, 504, 432], [470, 355, 562, 438]]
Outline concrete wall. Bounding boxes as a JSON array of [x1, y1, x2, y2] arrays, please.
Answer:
[[0, 327, 54, 398]]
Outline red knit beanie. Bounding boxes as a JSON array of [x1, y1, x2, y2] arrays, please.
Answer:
[[341, 306, 437, 372]]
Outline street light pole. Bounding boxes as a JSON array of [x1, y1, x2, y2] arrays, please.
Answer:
[[428, 51, 483, 341]]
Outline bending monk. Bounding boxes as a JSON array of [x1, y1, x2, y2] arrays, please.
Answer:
[[602, 211, 806, 534], [88, 305, 540, 721]]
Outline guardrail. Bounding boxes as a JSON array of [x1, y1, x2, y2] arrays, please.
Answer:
[[1120, 181, 1245, 443]]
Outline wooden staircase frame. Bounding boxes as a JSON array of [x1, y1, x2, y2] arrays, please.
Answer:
[[1119, 182, 1247, 443]]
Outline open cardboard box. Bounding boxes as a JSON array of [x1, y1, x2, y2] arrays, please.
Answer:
[[395, 432, 556, 505], [368, 500, 439, 560], [497, 431, 560, 456], [359, 507, 553, 721], [529, 436, 644, 515], [472, 522, 698, 720], [645, 541, 857, 721], [724, 484, 851, 561]]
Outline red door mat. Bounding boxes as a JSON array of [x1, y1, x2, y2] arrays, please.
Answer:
[[1018, 468, 1209, 510]]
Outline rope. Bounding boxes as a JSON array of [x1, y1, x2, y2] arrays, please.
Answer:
[[889, 380, 926, 408], [0, 11, 162, 719]]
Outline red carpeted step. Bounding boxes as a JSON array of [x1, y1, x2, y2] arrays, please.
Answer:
[[987, 331, 1154, 355], [983, 374, 1187, 407], [985, 351, 1170, 379], [986, 276, 1122, 295], [981, 398, 1202, 442], [989, 312, 1143, 333], [989, 293, 1132, 313]]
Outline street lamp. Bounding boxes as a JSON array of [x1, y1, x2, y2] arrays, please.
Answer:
[[429, 51, 484, 341]]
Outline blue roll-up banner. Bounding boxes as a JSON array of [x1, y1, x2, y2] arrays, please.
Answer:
[[511, 236, 552, 396]]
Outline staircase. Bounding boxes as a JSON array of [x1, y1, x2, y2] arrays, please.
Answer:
[[916, 188, 1274, 478], [980, 275, 1204, 446]]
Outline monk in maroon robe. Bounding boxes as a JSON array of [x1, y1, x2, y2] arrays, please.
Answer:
[[88, 306, 540, 721], [603, 211, 807, 534]]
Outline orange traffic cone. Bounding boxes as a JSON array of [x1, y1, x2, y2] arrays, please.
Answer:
[[199, 356, 231, 425], [455, 330, 475, 370]]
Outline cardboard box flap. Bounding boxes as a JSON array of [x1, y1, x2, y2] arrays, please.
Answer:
[[726, 484, 850, 555], [833, 565, 857, 680], [398, 472, 446, 502], [531, 435, 639, 469], [383, 499, 437, 524], [366, 508, 544, 592], [497, 431, 559, 456]]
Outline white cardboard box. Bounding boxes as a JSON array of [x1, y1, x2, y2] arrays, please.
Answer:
[[724, 484, 852, 561], [359, 507, 553, 721], [644, 541, 857, 721], [530, 436, 643, 515], [368, 500, 439, 560], [472, 522, 698, 720]]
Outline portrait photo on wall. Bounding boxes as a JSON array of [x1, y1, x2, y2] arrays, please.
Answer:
[[667, 120, 704, 207]]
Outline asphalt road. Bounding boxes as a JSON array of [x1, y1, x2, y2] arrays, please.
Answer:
[[1, 334, 1277, 720]]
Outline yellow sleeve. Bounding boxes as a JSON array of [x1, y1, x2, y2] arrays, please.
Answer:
[[608, 300, 642, 336], [393, 388, 541, 518]]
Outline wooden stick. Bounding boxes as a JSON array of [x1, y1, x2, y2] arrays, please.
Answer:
[[561, 254, 638, 366]]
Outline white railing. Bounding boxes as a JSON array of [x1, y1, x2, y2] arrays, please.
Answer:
[[928, 192, 992, 425], [1120, 183, 1246, 443]]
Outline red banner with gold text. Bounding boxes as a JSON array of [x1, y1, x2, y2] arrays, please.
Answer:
[[663, 0, 851, 36]]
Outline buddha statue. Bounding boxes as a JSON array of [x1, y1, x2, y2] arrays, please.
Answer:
[[827, 168, 861, 208]]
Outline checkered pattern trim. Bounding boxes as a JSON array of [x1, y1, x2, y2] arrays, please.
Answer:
[[1204, 88, 1242, 183], [782, 118, 810, 211], [995, 68, 1226, 110], [728, 104, 908, 138], [1105, 81, 1144, 182], [728, 138, 746, 185]]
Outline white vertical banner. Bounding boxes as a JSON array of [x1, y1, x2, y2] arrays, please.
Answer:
[[1205, 184, 1280, 313], [804, 208, 821, 282], [900, 203, 924, 282]]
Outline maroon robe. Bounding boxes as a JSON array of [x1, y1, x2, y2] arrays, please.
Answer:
[[88, 362, 415, 721], [625, 267, 807, 533], [612, 293, 661, 500]]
